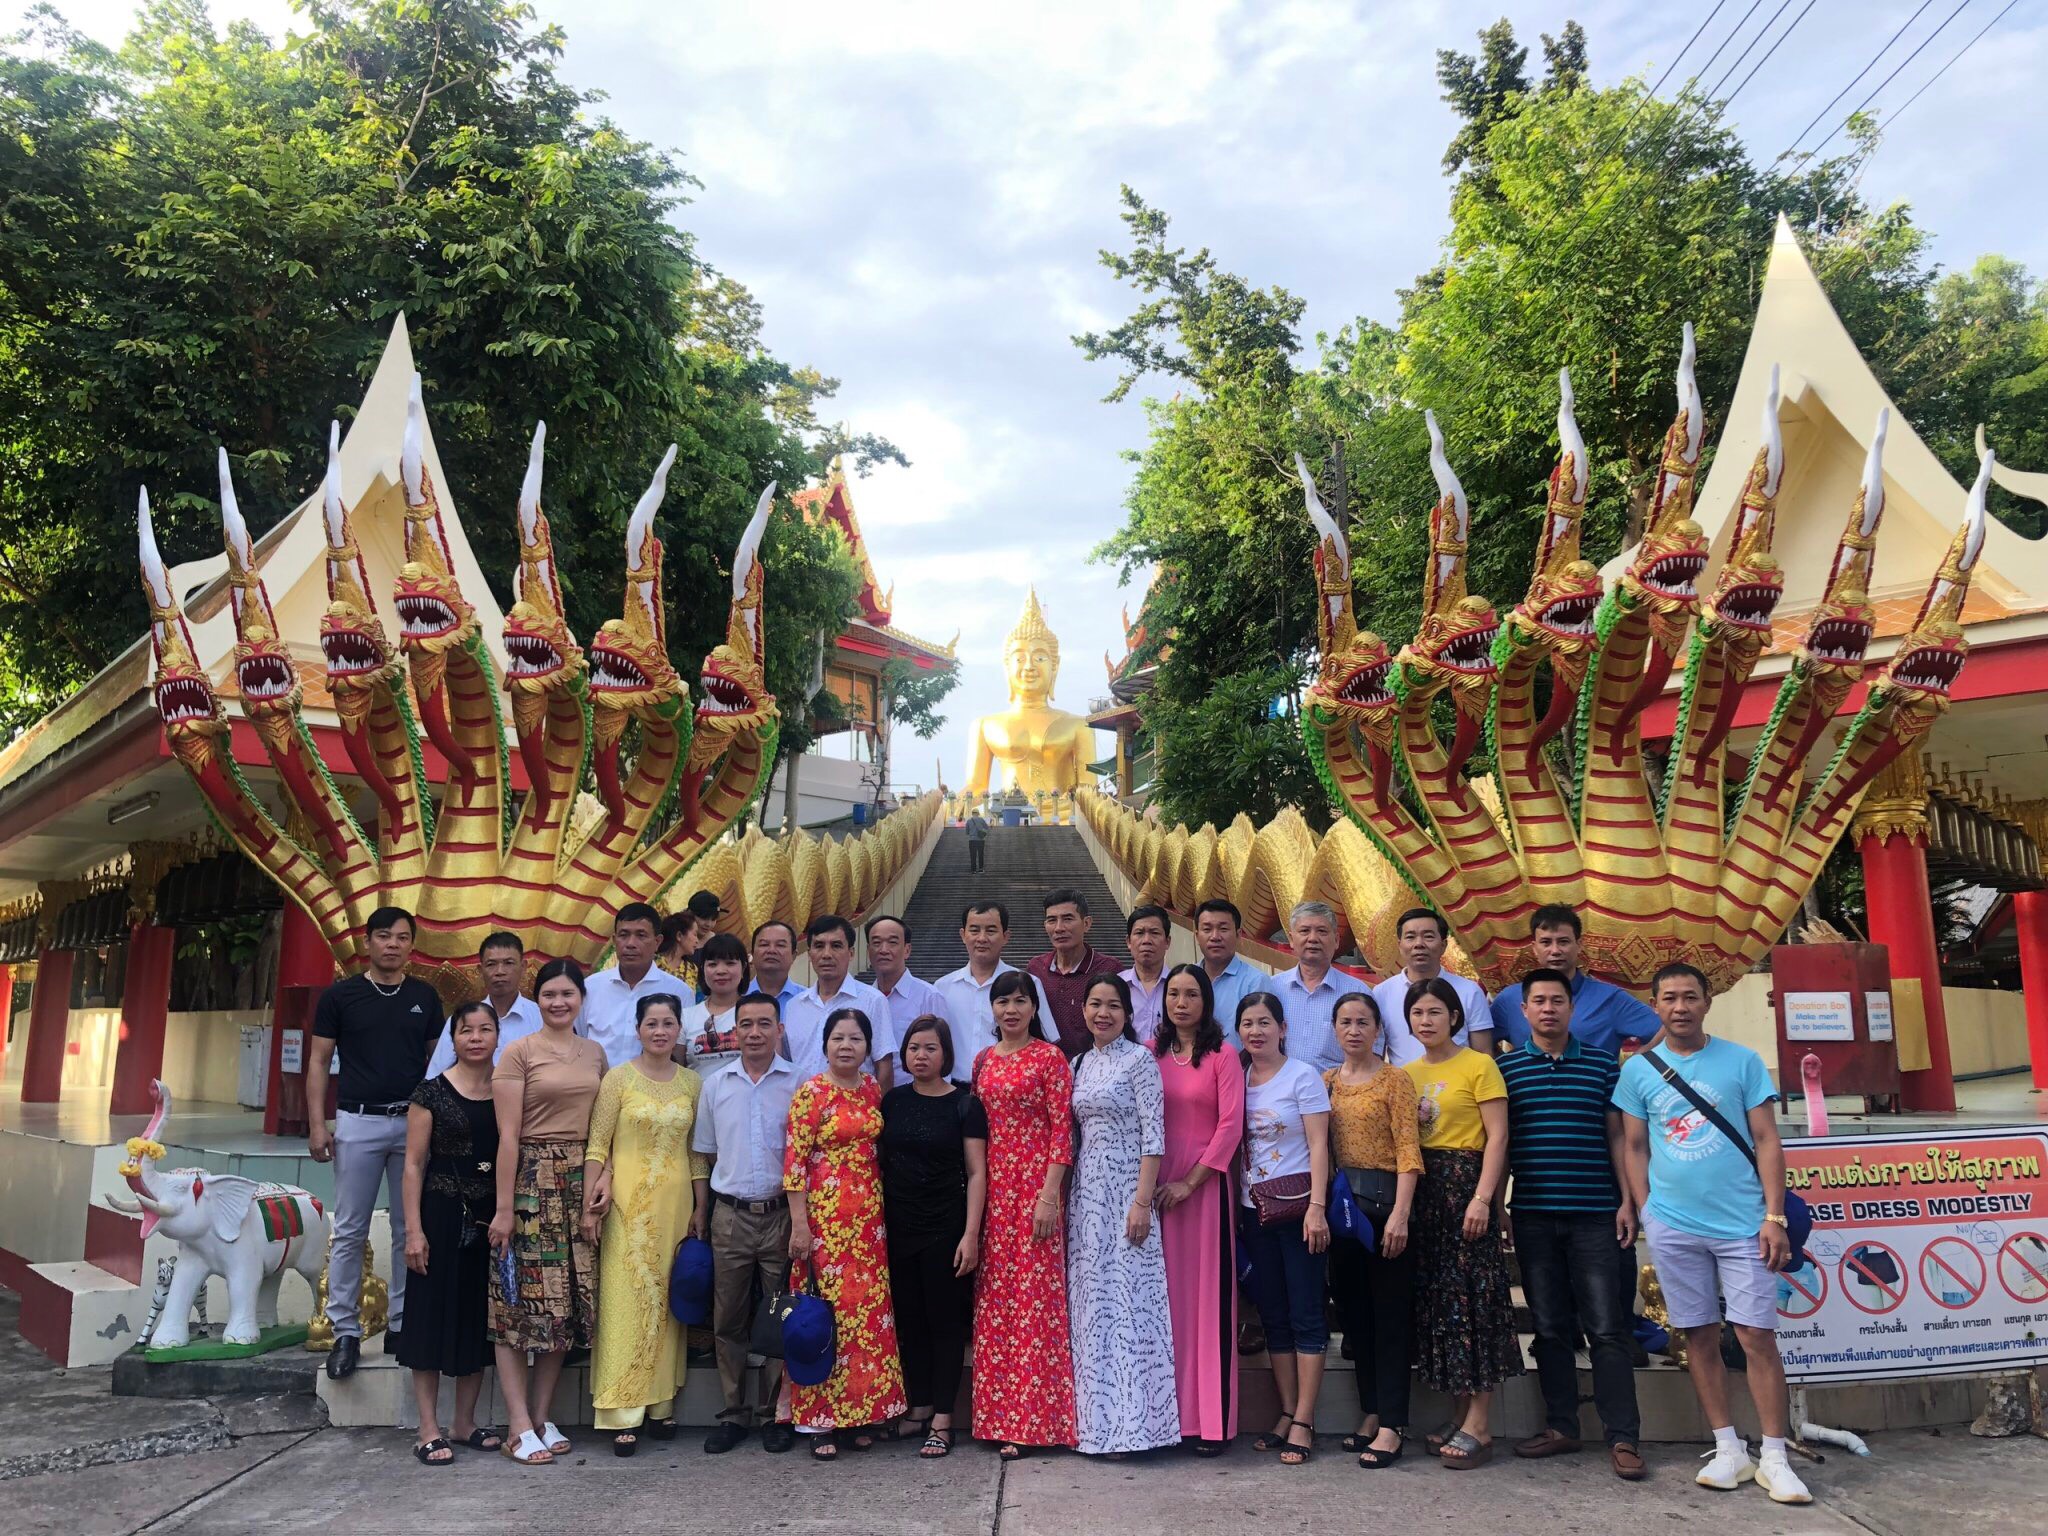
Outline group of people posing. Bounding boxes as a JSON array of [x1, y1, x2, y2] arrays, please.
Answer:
[[305, 887, 1813, 1506]]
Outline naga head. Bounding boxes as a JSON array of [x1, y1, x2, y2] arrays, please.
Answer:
[[139, 490, 225, 764], [1870, 451, 1988, 730], [1699, 364, 1787, 663], [1296, 453, 1397, 741], [590, 445, 687, 751], [393, 374, 477, 663], [684, 484, 778, 774], [1619, 324, 1709, 644], [500, 421, 586, 733], [317, 421, 399, 716], [218, 450, 299, 720], [1796, 409, 1889, 692], [1400, 412, 1499, 714], [1508, 369, 1603, 684]]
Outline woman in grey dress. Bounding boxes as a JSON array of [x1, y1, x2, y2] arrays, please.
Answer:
[[1066, 974, 1180, 1456]]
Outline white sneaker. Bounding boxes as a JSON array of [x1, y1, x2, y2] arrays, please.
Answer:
[[1757, 1452, 1813, 1504], [1696, 1444, 1757, 1489]]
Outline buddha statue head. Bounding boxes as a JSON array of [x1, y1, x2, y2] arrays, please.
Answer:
[[1004, 588, 1060, 706]]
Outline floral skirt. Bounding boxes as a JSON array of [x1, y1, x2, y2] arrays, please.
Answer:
[[489, 1139, 596, 1354], [1411, 1148, 1524, 1394]]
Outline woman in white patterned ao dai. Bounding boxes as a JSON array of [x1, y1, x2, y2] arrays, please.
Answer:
[[1065, 975, 1181, 1455]]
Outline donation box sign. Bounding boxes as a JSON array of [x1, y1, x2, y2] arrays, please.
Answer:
[[1774, 1127, 2048, 1384]]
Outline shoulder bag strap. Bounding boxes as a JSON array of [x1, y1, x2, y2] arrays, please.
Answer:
[[1642, 1047, 1757, 1171]]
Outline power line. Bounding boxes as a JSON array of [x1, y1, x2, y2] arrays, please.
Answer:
[[1779, 0, 1937, 158], [1689, 0, 1775, 91], [1796, 0, 1974, 166], [1884, 0, 2022, 128], [1705, 0, 1801, 101], [1723, 0, 1824, 108]]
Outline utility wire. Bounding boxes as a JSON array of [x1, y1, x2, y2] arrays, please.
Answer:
[[1883, 0, 2021, 128], [1705, 0, 1801, 100], [1795, 0, 1974, 166], [1724, 0, 1824, 107], [1689, 0, 1775, 91], [1779, 0, 1937, 158]]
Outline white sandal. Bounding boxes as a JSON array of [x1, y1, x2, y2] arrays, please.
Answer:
[[501, 1429, 554, 1465], [541, 1420, 572, 1455]]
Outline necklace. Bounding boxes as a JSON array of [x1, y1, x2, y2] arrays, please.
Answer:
[[1168, 1036, 1194, 1063], [367, 974, 404, 998]]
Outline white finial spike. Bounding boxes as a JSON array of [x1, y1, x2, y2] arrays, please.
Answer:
[[138, 487, 172, 608], [1556, 368, 1587, 505], [1294, 452, 1348, 571], [1760, 364, 1785, 497], [627, 444, 678, 560], [323, 421, 347, 546], [733, 481, 775, 601], [1859, 409, 1889, 535], [517, 421, 547, 545], [1677, 322, 1703, 460], [217, 447, 253, 562], [1425, 410, 1469, 540], [1961, 451, 1992, 573], [401, 373, 425, 504]]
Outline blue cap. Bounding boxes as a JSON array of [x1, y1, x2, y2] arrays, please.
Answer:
[[668, 1236, 715, 1325], [779, 1293, 837, 1387]]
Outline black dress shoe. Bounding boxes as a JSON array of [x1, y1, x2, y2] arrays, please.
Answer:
[[760, 1420, 797, 1454], [704, 1421, 750, 1455], [325, 1335, 361, 1380]]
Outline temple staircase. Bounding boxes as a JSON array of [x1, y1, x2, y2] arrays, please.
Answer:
[[899, 826, 1130, 979]]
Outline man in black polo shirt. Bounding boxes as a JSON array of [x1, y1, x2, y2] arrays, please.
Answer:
[[1498, 967, 1644, 1479], [306, 905, 442, 1379]]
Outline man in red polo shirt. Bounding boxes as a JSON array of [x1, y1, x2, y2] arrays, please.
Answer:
[[1025, 887, 1121, 1056]]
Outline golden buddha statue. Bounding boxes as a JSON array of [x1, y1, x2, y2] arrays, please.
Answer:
[[965, 589, 1092, 798]]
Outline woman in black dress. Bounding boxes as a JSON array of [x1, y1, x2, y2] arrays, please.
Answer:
[[398, 999, 502, 1463], [878, 1015, 988, 1457]]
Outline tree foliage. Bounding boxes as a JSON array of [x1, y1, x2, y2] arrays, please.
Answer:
[[0, 0, 893, 736]]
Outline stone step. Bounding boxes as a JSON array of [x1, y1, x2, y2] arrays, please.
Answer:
[[901, 826, 1130, 979]]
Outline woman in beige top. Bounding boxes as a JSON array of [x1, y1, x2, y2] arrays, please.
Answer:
[[488, 957, 607, 1465]]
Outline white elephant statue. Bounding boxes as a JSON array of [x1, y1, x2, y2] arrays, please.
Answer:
[[106, 1079, 328, 1350]]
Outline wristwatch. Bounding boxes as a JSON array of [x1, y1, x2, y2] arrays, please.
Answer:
[[1762, 1213, 1788, 1227]]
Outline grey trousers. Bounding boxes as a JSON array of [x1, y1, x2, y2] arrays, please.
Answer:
[[327, 1109, 410, 1337]]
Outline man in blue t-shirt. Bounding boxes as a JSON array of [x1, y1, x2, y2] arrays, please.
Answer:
[[1490, 905, 1660, 1055], [1614, 963, 1808, 1507]]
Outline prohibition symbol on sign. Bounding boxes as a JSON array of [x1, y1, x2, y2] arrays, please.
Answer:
[[1840, 1240, 1908, 1315], [1776, 1260, 1827, 1319], [1998, 1232, 2048, 1305], [1919, 1237, 1986, 1310]]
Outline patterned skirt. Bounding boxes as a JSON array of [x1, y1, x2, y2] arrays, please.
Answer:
[[489, 1139, 596, 1354], [1411, 1148, 1525, 1394]]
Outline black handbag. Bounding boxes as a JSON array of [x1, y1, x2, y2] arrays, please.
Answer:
[[750, 1267, 812, 1360], [1344, 1165, 1399, 1227]]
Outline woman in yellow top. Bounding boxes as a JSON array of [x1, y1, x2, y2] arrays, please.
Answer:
[[1400, 976, 1521, 1470], [1323, 992, 1423, 1468], [581, 992, 710, 1455]]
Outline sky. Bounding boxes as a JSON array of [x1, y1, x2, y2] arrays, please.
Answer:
[[19, 0, 2048, 793]]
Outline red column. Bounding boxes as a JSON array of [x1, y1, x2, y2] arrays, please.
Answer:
[[18, 947, 76, 1104], [263, 901, 336, 1137], [2014, 889, 2048, 1091], [0, 963, 16, 1083], [1860, 829, 1957, 1112], [109, 923, 177, 1117]]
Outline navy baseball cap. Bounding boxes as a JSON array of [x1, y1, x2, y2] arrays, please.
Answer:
[[779, 1293, 837, 1387], [668, 1236, 715, 1325]]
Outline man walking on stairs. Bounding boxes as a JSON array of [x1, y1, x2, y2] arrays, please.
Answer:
[[964, 810, 989, 872]]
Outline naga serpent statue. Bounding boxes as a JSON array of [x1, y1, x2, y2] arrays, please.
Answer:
[[138, 377, 779, 1001], [1300, 325, 1990, 996]]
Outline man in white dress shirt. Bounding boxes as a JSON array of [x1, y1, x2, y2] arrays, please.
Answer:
[[425, 931, 540, 1074], [1371, 907, 1493, 1066], [1270, 900, 1370, 1071], [864, 912, 950, 1067], [932, 900, 1053, 1082], [749, 919, 807, 1010], [1119, 905, 1171, 1046], [782, 915, 893, 1086], [581, 902, 692, 1067]]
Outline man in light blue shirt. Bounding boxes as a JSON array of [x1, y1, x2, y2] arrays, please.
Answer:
[[748, 920, 806, 1011], [425, 931, 540, 1073], [1372, 907, 1491, 1065], [1195, 898, 1260, 1046], [1491, 905, 1660, 1055], [782, 915, 893, 1085], [1268, 900, 1368, 1071], [1118, 904, 1171, 1045]]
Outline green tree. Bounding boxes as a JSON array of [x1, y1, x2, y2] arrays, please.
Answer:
[[0, 0, 894, 737], [1436, 17, 1530, 178]]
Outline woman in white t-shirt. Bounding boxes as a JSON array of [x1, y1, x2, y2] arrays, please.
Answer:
[[679, 933, 749, 1073], [1236, 991, 1331, 1467]]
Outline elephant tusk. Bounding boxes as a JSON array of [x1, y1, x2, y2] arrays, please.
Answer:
[[131, 1191, 170, 1216], [104, 1193, 142, 1214]]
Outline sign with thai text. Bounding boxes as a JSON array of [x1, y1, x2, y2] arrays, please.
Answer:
[[1775, 1127, 2048, 1383]]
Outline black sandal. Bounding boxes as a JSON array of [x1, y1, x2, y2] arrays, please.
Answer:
[[1358, 1440, 1405, 1468], [811, 1435, 840, 1461], [998, 1442, 1029, 1461], [645, 1417, 677, 1442], [413, 1437, 454, 1466], [884, 1414, 932, 1443], [613, 1431, 638, 1458], [1252, 1414, 1295, 1453], [1340, 1426, 1377, 1453], [1192, 1438, 1226, 1458], [920, 1426, 955, 1458], [459, 1427, 503, 1452], [1280, 1422, 1315, 1466]]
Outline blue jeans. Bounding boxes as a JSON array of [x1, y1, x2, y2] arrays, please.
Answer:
[[1241, 1215, 1328, 1355], [1512, 1209, 1640, 1443]]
